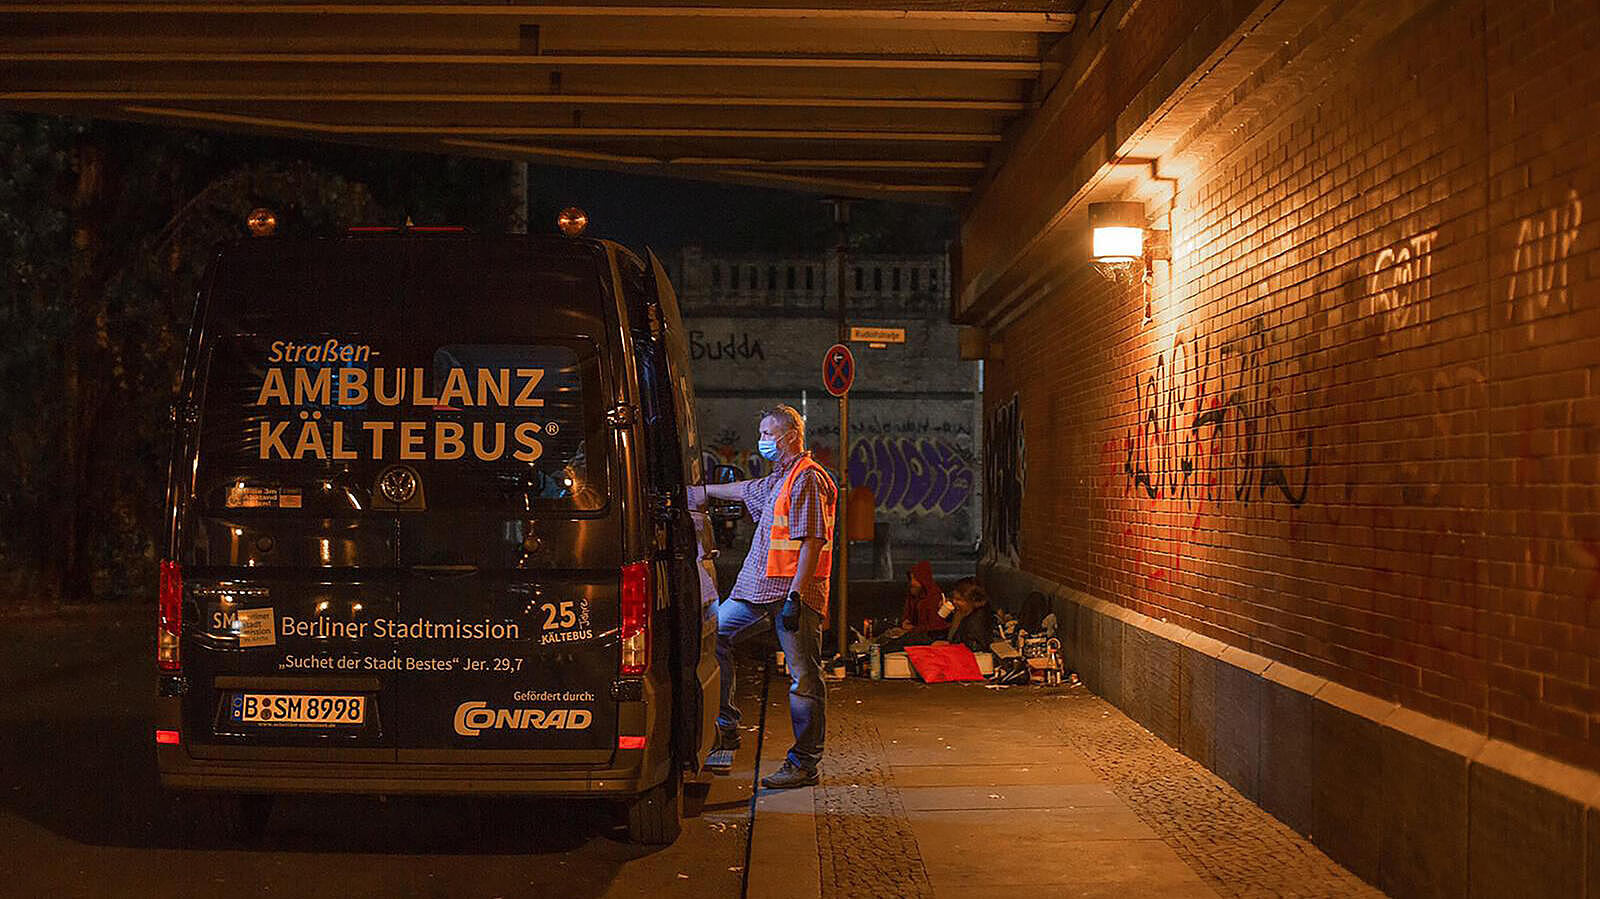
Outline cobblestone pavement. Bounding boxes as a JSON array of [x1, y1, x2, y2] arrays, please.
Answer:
[[794, 678, 1384, 899], [815, 711, 934, 899], [1050, 686, 1383, 898]]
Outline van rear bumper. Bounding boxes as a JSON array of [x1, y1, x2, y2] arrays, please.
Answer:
[[157, 747, 665, 796], [156, 694, 670, 797]]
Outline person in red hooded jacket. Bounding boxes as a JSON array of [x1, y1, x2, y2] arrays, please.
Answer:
[[900, 561, 950, 637]]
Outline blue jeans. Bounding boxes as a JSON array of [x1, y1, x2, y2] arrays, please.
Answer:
[[716, 597, 826, 772]]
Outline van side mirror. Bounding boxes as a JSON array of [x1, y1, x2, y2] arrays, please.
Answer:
[[706, 465, 745, 538]]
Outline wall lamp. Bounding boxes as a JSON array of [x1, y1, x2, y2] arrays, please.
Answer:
[[1089, 201, 1169, 284]]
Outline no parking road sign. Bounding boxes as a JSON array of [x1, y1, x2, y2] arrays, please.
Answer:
[[823, 343, 855, 397]]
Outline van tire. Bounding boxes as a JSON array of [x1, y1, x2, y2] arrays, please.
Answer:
[[624, 771, 682, 845]]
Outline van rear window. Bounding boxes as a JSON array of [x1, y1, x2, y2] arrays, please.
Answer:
[[193, 243, 611, 514]]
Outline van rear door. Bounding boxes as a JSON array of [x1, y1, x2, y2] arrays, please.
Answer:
[[644, 250, 720, 771], [388, 240, 622, 762], [183, 241, 405, 758]]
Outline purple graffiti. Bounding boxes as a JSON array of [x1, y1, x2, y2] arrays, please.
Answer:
[[848, 437, 973, 515]]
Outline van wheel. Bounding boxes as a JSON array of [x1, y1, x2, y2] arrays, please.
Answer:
[[177, 793, 274, 845], [625, 771, 682, 845]]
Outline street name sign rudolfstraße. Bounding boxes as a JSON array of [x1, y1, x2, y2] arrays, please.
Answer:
[[848, 326, 906, 346], [823, 343, 855, 397]]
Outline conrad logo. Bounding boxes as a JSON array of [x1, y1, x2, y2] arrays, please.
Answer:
[[452, 701, 594, 736]]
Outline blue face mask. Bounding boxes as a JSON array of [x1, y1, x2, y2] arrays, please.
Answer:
[[757, 438, 780, 461]]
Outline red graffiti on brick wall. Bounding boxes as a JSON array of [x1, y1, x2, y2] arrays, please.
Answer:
[[1582, 540, 1600, 605]]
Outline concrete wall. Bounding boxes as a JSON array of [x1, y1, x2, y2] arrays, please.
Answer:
[[667, 247, 951, 319], [670, 250, 979, 551], [962, 0, 1600, 894]]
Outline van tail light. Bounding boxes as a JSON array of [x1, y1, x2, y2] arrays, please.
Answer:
[[155, 729, 181, 745], [158, 560, 182, 671], [620, 561, 651, 676]]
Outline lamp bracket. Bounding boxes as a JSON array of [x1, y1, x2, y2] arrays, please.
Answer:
[[1091, 259, 1143, 284], [1146, 229, 1172, 261]]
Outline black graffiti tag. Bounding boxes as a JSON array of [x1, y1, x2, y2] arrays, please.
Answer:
[[689, 330, 765, 362], [984, 394, 1025, 559], [1123, 317, 1311, 509]]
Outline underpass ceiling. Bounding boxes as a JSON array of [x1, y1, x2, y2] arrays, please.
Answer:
[[0, 2, 1080, 201]]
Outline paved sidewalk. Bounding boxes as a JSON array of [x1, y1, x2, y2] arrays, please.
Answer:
[[744, 677, 1382, 899]]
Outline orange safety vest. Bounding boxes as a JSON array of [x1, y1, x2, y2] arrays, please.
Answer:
[[765, 455, 836, 579]]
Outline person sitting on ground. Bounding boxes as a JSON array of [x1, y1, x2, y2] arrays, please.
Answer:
[[899, 560, 949, 636], [943, 578, 997, 652]]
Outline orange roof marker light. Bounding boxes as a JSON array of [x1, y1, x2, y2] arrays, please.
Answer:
[[246, 207, 277, 237], [557, 206, 589, 237]]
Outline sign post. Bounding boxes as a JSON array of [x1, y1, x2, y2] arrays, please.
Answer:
[[823, 342, 855, 656], [823, 197, 853, 658]]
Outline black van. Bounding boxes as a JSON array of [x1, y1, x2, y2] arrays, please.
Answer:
[[156, 228, 719, 844]]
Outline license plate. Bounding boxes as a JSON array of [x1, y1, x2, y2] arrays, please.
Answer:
[[231, 693, 365, 726]]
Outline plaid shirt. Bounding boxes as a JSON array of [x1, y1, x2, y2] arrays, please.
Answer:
[[730, 452, 837, 613]]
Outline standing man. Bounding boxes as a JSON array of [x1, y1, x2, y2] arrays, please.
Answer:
[[688, 404, 837, 789]]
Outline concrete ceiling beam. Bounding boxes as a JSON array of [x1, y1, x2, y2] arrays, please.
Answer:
[[0, 19, 1048, 58], [28, 97, 1007, 134], [2, 5, 1077, 33], [0, 61, 1032, 102], [437, 137, 973, 202], [0, 90, 1029, 112], [0, 50, 1045, 73], [0, 0, 1080, 201], [114, 103, 1008, 142]]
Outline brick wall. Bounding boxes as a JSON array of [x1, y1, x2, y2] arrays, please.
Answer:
[[982, 0, 1600, 770]]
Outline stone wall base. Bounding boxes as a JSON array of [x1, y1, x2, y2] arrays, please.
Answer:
[[983, 564, 1600, 899]]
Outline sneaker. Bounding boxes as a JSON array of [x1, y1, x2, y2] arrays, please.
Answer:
[[760, 761, 819, 790], [713, 728, 741, 752]]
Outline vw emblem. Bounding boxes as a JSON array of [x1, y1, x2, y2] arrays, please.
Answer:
[[377, 466, 418, 504]]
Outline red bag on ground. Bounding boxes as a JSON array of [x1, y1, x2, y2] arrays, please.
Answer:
[[904, 644, 984, 682]]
